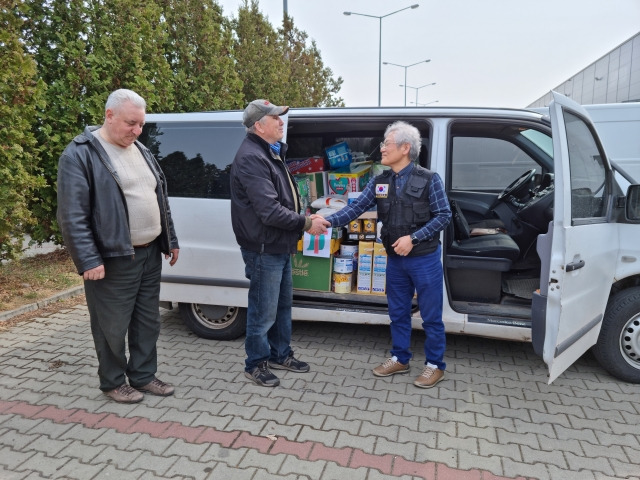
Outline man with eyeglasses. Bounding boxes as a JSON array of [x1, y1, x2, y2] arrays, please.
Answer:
[[230, 99, 330, 387], [323, 121, 451, 388]]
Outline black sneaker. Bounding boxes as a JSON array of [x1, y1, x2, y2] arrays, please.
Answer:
[[268, 352, 310, 373], [244, 361, 280, 387]]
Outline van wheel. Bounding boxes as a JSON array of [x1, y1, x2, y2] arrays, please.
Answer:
[[592, 288, 640, 383], [178, 303, 247, 340]]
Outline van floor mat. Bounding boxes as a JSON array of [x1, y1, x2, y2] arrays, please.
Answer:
[[502, 277, 539, 300]]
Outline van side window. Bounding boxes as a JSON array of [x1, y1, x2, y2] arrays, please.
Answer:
[[562, 111, 608, 220], [451, 137, 539, 191], [140, 122, 246, 199]]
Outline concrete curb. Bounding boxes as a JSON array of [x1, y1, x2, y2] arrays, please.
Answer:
[[0, 285, 85, 323]]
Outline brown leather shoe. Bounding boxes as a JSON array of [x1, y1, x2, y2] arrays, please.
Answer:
[[137, 377, 175, 396], [372, 357, 410, 377], [413, 366, 445, 388], [104, 384, 144, 403]]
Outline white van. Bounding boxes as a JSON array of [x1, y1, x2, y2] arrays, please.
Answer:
[[584, 102, 640, 186], [141, 93, 640, 384]]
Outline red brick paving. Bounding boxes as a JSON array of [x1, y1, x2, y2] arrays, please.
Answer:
[[270, 437, 315, 458], [392, 456, 436, 478], [1, 399, 533, 480], [309, 443, 352, 467], [349, 449, 394, 473]]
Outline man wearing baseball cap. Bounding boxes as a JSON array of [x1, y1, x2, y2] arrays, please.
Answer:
[[230, 99, 330, 387]]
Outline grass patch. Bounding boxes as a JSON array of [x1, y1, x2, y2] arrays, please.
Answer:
[[0, 248, 83, 312]]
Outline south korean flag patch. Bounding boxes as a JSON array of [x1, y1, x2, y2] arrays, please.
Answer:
[[375, 184, 389, 198]]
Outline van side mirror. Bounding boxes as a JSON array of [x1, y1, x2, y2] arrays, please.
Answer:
[[626, 185, 640, 221]]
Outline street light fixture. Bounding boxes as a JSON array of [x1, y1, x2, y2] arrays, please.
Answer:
[[400, 83, 436, 107], [344, 4, 420, 106], [383, 59, 430, 106]]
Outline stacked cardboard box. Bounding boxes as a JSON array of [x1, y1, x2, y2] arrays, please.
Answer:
[[371, 243, 387, 295], [356, 241, 374, 294]]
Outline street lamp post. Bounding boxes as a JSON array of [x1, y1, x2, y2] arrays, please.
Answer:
[[383, 60, 430, 106], [344, 4, 420, 106], [400, 83, 436, 106]]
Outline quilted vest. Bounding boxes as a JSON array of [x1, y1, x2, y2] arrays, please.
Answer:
[[375, 165, 439, 257]]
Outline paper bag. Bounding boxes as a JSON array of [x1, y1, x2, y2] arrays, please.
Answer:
[[302, 228, 333, 258]]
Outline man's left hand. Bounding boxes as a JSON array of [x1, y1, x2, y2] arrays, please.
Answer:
[[165, 248, 180, 266], [392, 236, 414, 256]]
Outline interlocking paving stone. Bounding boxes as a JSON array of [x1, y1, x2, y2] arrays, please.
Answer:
[[0, 302, 638, 480]]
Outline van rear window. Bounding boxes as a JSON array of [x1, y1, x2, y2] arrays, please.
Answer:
[[140, 122, 246, 199]]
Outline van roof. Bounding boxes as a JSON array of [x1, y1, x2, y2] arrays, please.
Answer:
[[144, 106, 546, 123]]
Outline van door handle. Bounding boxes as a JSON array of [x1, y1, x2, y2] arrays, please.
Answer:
[[566, 259, 585, 272]]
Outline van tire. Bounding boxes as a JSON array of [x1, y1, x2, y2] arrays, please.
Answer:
[[178, 303, 247, 340], [592, 288, 640, 383]]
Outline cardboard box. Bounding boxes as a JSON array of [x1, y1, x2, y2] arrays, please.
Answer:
[[325, 142, 352, 169], [292, 253, 333, 292], [327, 164, 371, 196], [295, 172, 327, 204], [371, 242, 388, 295], [286, 156, 326, 174], [347, 216, 377, 241], [356, 241, 374, 294]]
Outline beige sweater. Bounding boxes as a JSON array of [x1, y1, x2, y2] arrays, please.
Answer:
[[94, 129, 161, 246]]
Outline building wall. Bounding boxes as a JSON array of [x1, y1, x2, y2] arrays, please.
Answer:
[[528, 32, 640, 107]]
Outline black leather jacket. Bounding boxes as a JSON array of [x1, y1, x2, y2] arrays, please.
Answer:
[[230, 133, 306, 254], [57, 126, 179, 275]]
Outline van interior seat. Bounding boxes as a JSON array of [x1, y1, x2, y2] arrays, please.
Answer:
[[445, 199, 521, 303], [447, 199, 520, 264]]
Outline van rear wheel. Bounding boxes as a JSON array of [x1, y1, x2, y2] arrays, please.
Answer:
[[592, 288, 640, 383], [178, 303, 247, 340]]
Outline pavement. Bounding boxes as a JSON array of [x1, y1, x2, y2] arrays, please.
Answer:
[[1, 299, 639, 480]]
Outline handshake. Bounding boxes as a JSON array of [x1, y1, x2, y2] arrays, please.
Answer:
[[307, 214, 331, 236]]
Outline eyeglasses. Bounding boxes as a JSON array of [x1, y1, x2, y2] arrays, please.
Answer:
[[379, 141, 397, 149]]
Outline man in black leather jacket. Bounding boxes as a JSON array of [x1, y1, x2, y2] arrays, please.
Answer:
[[57, 89, 180, 403]]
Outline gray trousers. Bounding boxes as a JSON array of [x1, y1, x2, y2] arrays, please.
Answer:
[[84, 242, 162, 391]]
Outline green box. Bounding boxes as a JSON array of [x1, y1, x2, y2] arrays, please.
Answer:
[[294, 172, 326, 203], [292, 253, 333, 292]]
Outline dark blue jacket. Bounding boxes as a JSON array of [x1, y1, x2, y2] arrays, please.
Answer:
[[230, 133, 305, 254]]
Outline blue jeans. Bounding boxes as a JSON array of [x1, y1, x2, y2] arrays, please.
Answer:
[[386, 245, 446, 370], [241, 249, 293, 372]]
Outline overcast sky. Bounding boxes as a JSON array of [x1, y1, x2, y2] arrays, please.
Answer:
[[217, 0, 640, 108]]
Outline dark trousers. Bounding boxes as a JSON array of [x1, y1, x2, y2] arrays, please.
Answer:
[[84, 242, 162, 391]]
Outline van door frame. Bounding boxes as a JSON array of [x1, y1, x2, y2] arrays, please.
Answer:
[[533, 92, 619, 383]]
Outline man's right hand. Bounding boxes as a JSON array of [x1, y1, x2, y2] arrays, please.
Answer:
[[83, 265, 105, 281], [308, 215, 330, 236]]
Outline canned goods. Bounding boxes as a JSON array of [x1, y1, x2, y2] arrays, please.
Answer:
[[340, 242, 359, 259], [333, 272, 352, 293], [348, 219, 362, 233], [333, 255, 353, 273], [362, 218, 376, 233]]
